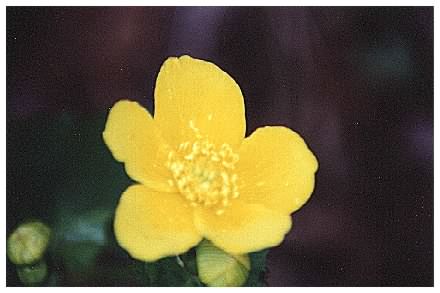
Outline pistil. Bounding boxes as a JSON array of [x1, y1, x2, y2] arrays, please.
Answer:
[[166, 123, 239, 215]]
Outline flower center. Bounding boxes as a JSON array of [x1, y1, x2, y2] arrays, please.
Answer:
[[166, 122, 239, 215]]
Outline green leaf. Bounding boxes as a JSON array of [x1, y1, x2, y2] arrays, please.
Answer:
[[7, 112, 133, 286], [144, 257, 187, 286], [16, 260, 48, 286], [244, 249, 269, 286], [143, 249, 203, 287], [60, 241, 103, 277], [49, 209, 112, 283]]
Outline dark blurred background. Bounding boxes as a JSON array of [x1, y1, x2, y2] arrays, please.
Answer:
[[7, 7, 433, 286]]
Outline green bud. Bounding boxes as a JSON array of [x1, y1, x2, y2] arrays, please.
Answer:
[[16, 260, 48, 286], [7, 221, 51, 265], [196, 240, 250, 287]]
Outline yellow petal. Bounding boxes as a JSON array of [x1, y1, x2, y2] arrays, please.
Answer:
[[103, 100, 173, 192], [236, 126, 318, 214], [114, 184, 202, 262], [154, 55, 246, 149], [194, 203, 292, 254]]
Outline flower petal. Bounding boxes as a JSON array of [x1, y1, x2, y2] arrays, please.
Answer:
[[114, 184, 202, 262], [154, 55, 246, 149], [194, 203, 292, 254], [103, 100, 173, 192], [236, 126, 318, 214]]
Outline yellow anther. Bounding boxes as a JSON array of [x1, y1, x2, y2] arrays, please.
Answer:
[[184, 153, 195, 161], [166, 134, 240, 216], [189, 120, 203, 139], [221, 185, 229, 196], [189, 120, 197, 131], [192, 141, 200, 153]]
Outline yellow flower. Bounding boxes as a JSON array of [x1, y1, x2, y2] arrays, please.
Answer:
[[103, 55, 318, 262]]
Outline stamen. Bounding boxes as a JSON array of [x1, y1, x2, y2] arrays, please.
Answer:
[[166, 122, 240, 215]]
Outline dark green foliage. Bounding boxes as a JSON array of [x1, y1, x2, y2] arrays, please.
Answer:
[[143, 249, 203, 287], [7, 113, 268, 286], [244, 249, 269, 286]]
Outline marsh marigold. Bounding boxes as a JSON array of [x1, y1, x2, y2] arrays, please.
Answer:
[[103, 55, 318, 261]]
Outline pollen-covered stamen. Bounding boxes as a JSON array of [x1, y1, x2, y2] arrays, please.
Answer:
[[166, 131, 239, 216]]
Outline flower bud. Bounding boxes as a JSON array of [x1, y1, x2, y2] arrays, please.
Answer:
[[7, 221, 51, 265], [16, 260, 48, 286], [196, 240, 250, 287]]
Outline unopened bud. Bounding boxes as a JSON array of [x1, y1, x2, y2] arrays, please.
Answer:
[[196, 240, 250, 287], [16, 260, 48, 286], [7, 221, 51, 265]]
